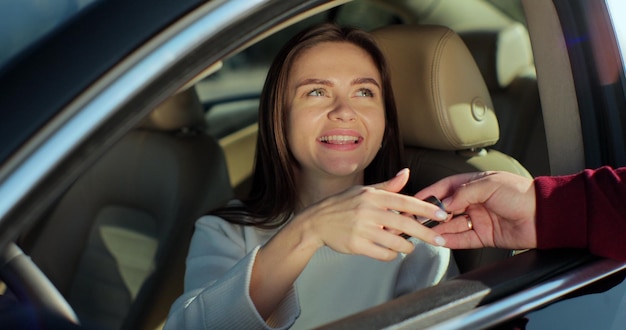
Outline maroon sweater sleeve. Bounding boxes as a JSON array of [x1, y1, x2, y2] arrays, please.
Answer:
[[534, 166, 626, 260]]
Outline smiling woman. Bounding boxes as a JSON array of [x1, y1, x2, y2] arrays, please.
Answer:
[[163, 22, 457, 330]]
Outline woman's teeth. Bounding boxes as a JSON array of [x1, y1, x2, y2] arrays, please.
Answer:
[[319, 135, 360, 144]]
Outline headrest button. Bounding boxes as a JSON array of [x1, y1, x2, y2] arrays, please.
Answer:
[[471, 98, 486, 121]]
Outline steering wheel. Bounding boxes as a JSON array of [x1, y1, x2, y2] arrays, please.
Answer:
[[0, 242, 80, 328]]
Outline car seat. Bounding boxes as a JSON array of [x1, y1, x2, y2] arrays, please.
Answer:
[[372, 25, 532, 273], [460, 23, 550, 176], [23, 88, 233, 329]]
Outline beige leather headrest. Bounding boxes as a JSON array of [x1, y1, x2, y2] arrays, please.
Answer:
[[461, 23, 535, 90], [141, 87, 206, 131], [373, 25, 499, 150]]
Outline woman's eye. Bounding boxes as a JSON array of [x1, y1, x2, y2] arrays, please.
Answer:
[[356, 88, 374, 97], [307, 88, 325, 97]]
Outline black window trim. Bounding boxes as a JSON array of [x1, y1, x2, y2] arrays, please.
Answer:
[[553, 0, 626, 168]]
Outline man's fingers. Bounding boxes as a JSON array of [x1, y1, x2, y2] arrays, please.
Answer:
[[432, 215, 486, 249], [433, 215, 474, 235], [414, 172, 477, 200]]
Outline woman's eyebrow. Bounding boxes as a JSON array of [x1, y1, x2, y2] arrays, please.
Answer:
[[352, 77, 381, 89], [295, 78, 333, 88], [294, 77, 380, 89]]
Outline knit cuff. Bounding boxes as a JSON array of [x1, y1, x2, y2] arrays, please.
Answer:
[[534, 174, 588, 250]]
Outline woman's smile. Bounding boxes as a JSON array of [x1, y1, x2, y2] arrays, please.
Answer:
[[318, 135, 361, 144], [317, 129, 364, 151]]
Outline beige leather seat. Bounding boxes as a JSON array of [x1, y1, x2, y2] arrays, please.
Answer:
[[460, 23, 550, 176], [23, 88, 233, 329], [373, 25, 531, 273]]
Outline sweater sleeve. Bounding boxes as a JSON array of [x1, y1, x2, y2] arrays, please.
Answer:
[[393, 240, 459, 297], [534, 166, 626, 260], [163, 215, 299, 329]]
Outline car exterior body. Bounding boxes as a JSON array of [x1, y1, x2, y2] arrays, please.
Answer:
[[0, 0, 625, 329]]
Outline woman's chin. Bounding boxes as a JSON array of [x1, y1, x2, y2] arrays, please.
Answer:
[[320, 162, 366, 178]]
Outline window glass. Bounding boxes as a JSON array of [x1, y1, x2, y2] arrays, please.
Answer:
[[525, 271, 626, 329], [606, 0, 626, 73]]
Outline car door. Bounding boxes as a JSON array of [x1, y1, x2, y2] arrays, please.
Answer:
[[1, 0, 625, 329]]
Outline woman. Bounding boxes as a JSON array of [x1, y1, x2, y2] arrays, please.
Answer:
[[165, 23, 456, 329]]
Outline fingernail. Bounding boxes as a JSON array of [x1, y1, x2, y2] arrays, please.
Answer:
[[396, 168, 409, 176], [434, 236, 446, 246], [435, 210, 448, 220]]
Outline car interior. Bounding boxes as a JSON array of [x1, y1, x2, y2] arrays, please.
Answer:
[[6, 0, 558, 329]]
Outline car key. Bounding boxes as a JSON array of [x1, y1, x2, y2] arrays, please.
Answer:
[[416, 195, 446, 228], [400, 195, 447, 239]]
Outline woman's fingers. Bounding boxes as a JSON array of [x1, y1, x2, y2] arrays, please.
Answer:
[[369, 168, 410, 193], [321, 217, 413, 260], [364, 168, 449, 221], [310, 169, 456, 255], [337, 183, 447, 226], [367, 228, 415, 255], [358, 239, 403, 261], [377, 209, 447, 247], [369, 189, 449, 223]]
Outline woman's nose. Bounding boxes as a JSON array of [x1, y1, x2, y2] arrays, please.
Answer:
[[328, 97, 356, 121]]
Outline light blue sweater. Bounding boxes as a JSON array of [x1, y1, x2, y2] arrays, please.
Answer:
[[165, 213, 458, 329]]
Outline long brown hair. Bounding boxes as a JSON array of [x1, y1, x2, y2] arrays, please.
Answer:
[[213, 23, 404, 228]]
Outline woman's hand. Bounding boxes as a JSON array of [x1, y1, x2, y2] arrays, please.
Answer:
[[415, 171, 538, 250], [251, 169, 446, 320], [296, 168, 448, 261]]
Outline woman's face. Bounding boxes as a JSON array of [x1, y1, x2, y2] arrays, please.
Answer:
[[286, 41, 386, 180]]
